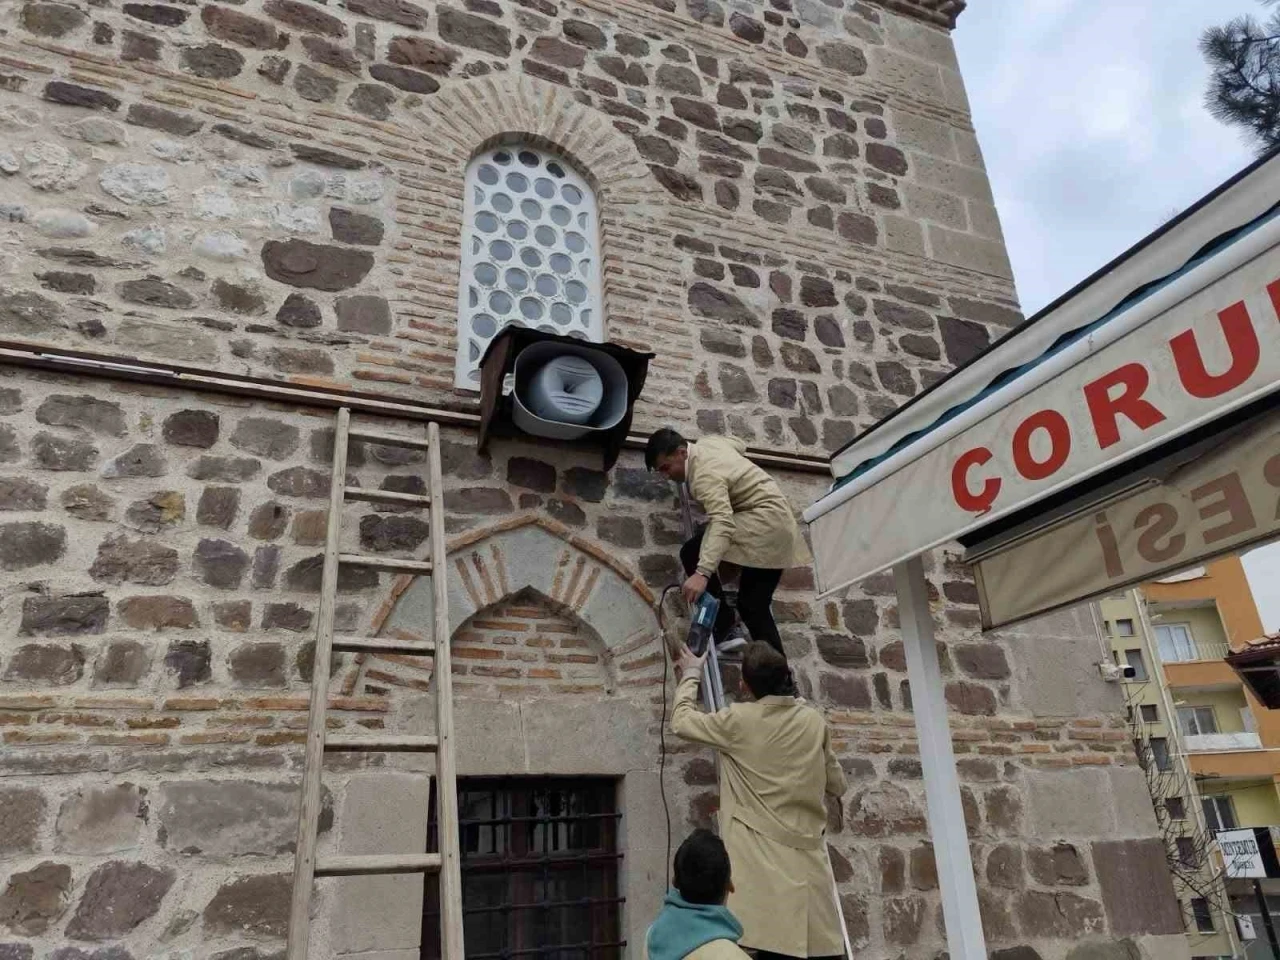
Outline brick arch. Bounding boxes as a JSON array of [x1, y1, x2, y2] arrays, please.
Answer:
[[401, 72, 688, 380], [367, 516, 664, 694]]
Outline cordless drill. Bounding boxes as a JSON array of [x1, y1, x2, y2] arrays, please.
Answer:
[[686, 592, 721, 657]]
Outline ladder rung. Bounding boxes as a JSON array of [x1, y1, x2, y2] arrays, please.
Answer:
[[324, 734, 438, 753], [343, 486, 431, 507], [338, 553, 433, 573], [348, 427, 432, 452], [315, 853, 442, 877], [332, 636, 436, 656]]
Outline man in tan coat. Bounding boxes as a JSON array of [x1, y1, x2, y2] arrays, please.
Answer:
[[672, 641, 848, 960], [646, 428, 811, 654]]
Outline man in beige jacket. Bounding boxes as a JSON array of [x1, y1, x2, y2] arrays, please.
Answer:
[[646, 428, 811, 655], [672, 641, 848, 960]]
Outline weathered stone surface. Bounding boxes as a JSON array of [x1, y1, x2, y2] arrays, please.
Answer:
[[193, 538, 250, 589], [94, 640, 150, 686], [165, 639, 211, 687], [189, 456, 260, 483], [284, 554, 378, 592], [229, 643, 286, 687], [0, 943, 33, 960], [688, 282, 758, 327], [102, 443, 167, 478], [347, 0, 428, 27], [229, 418, 300, 460], [0, 788, 46, 855], [0, 862, 72, 935], [274, 293, 322, 329], [66, 861, 176, 939], [161, 410, 219, 449], [90, 534, 179, 585], [954, 642, 1010, 679], [125, 103, 202, 137], [369, 63, 439, 93], [202, 873, 291, 938], [196, 486, 239, 529], [444, 487, 514, 514], [201, 4, 285, 49], [124, 491, 185, 533], [248, 502, 289, 541], [37, 270, 94, 293], [263, 0, 345, 35], [334, 294, 392, 334], [267, 466, 328, 498], [20, 594, 108, 636], [0, 521, 66, 570], [820, 672, 871, 709], [1016, 891, 1104, 939], [940, 316, 991, 365], [0, 477, 48, 511], [56, 784, 145, 854], [0, 290, 62, 336], [211, 278, 265, 315], [118, 595, 196, 631], [264, 602, 312, 632], [347, 83, 395, 121], [597, 515, 644, 548], [21, 2, 89, 37], [99, 163, 172, 206], [1028, 843, 1088, 886], [43, 81, 119, 112], [117, 278, 194, 309], [816, 633, 869, 668], [182, 43, 245, 78], [506, 456, 556, 492], [1090, 839, 1182, 935], [124, 3, 188, 25], [261, 239, 374, 291], [32, 431, 95, 471], [4, 642, 85, 684], [357, 514, 431, 552], [159, 781, 330, 856]]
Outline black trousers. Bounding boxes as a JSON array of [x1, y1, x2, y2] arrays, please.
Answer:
[[679, 525, 784, 655]]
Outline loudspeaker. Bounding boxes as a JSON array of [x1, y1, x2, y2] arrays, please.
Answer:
[[476, 327, 654, 470]]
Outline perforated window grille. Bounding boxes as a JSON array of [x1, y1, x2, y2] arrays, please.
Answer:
[[456, 146, 603, 388]]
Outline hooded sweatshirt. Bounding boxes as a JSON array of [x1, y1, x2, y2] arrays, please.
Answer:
[[645, 889, 746, 960]]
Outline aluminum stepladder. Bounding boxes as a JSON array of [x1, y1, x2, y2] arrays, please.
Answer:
[[286, 408, 464, 960], [677, 484, 854, 960]]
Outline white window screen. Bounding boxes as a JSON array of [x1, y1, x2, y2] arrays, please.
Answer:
[[455, 145, 602, 388]]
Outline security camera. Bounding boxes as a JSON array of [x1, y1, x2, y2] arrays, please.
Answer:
[[1099, 662, 1136, 682]]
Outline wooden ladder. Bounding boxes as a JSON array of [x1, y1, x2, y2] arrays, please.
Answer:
[[286, 407, 464, 959]]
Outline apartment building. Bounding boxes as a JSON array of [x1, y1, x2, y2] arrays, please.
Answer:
[[1104, 556, 1274, 959]]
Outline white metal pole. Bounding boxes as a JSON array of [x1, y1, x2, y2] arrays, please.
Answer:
[[894, 555, 987, 960]]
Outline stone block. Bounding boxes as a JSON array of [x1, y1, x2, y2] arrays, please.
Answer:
[[0, 862, 71, 935], [202, 873, 290, 938], [889, 109, 956, 159], [331, 773, 430, 953], [157, 780, 329, 856], [55, 783, 145, 854], [0, 787, 46, 855], [66, 861, 175, 938], [1091, 839, 1183, 936], [928, 224, 1013, 279], [1027, 768, 1113, 836], [883, 215, 925, 257], [94, 640, 150, 686], [4, 642, 85, 684]]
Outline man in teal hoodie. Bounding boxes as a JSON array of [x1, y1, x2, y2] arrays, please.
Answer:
[[645, 829, 751, 960]]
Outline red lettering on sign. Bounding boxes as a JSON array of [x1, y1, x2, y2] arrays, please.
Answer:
[[1267, 278, 1280, 321], [1192, 472, 1257, 544], [1170, 300, 1261, 399], [951, 447, 1001, 513], [1082, 363, 1167, 450], [1012, 410, 1071, 480], [1134, 502, 1186, 564]]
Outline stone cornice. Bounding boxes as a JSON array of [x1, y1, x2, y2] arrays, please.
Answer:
[[869, 0, 968, 30]]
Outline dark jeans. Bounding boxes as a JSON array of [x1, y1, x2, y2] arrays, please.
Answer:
[[679, 525, 784, 655], [754, 953, 843, 960]]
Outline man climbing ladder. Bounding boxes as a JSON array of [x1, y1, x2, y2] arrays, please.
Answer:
[[670, 640, 851, 960]]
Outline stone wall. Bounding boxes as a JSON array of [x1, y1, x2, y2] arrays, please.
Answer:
[[0, 0, 1190, 958]]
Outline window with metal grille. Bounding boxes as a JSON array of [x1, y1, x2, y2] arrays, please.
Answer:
[[1176, 836, 1197, 866], [1140, 704, 1158, 723], [1166, 796, 1186, 820], [1149, 737, 1171, 771], [1201, 795, 1238, 833], [422, 776, 624, 960]]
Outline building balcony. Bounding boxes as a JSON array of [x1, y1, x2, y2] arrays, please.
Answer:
[[1163, 656, 1241, 690], [1188, 744, 1280, 780], [1184, 732, 1263, 753]]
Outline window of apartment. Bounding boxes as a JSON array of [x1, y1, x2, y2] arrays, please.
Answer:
[[1201, 795, 1238, 833], [1103, 619, 1113, 636], [1125, 649, 1148, 682], [1116, 618, 1136, 637], [1166, 796, 1186, 820], [1156, 623, 1197, 663], [423, 776, 623, 960], [1177, 706, 1219, 737], [456, 146, 602, 388], [1140, 704, 1158, 723], [1190, 897, 1215, 933], [1150, 737, 1171, 771], [1176, 836, 1197, 866]]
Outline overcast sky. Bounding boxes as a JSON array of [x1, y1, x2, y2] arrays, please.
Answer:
[[953, 0, 1280, 634]]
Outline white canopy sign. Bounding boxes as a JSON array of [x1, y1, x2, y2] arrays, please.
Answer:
[[805, 226, 1280, 598]]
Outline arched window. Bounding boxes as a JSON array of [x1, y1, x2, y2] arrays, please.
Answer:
[[455, 144, 602, 388]]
